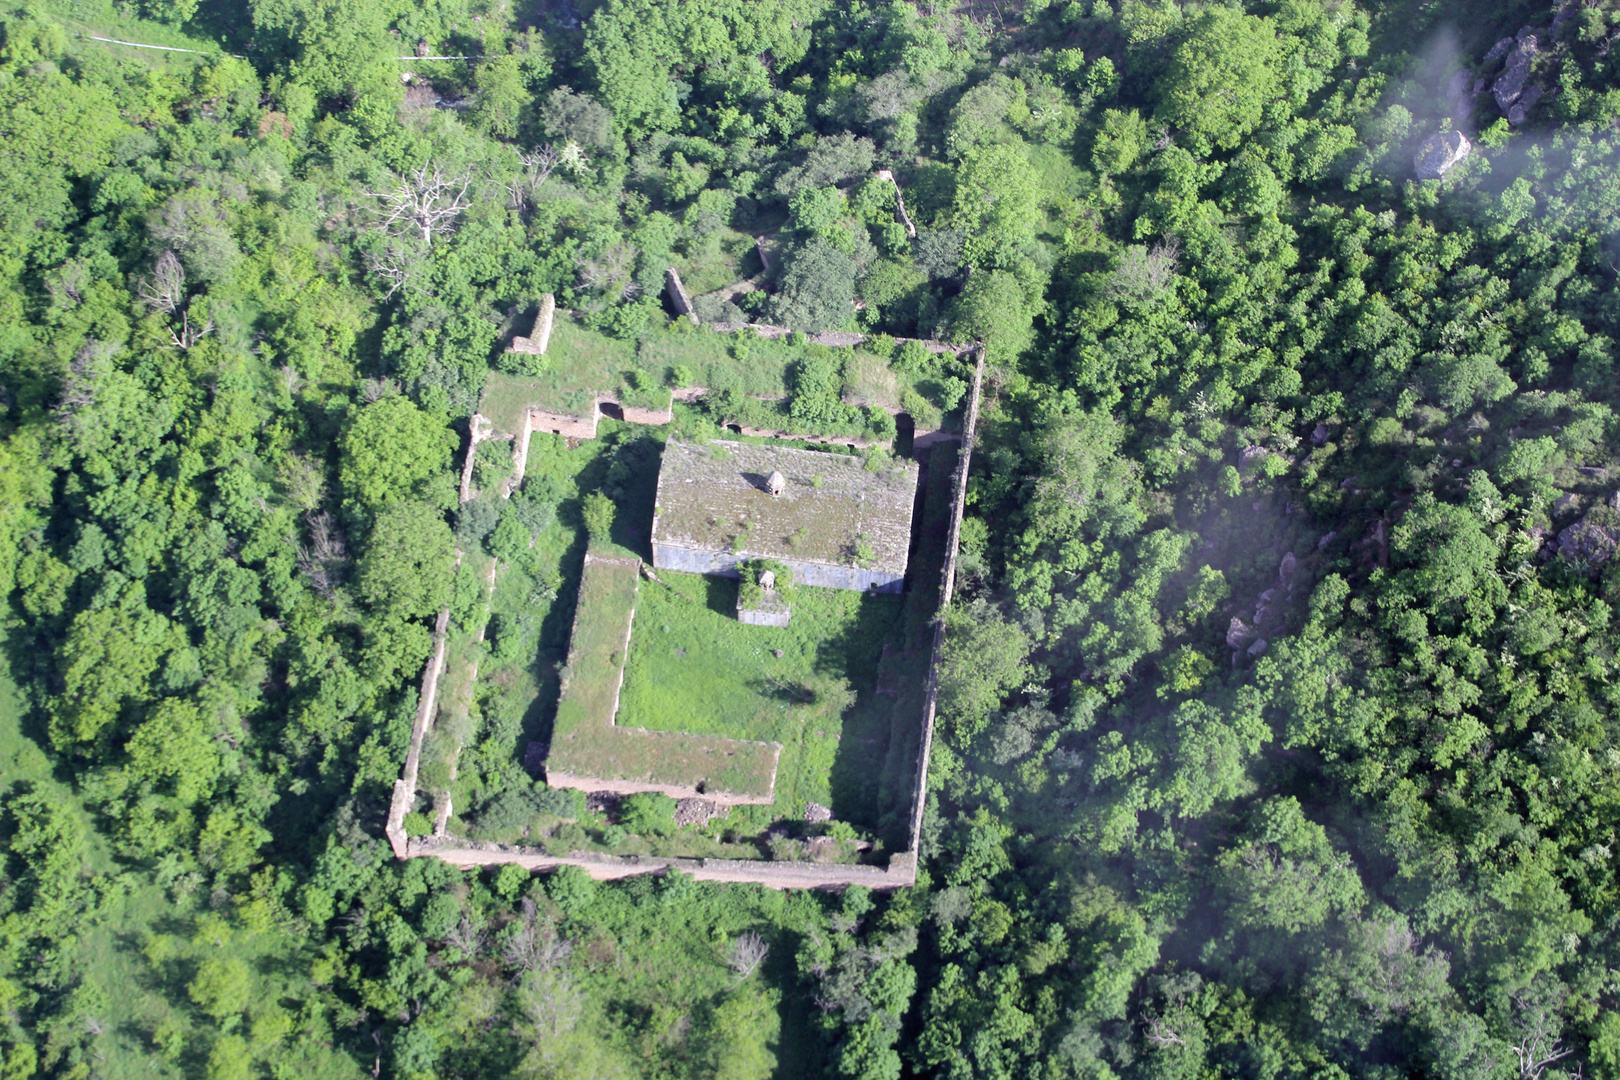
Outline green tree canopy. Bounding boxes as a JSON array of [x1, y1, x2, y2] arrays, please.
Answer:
[[1155, 8, 1282, 153]]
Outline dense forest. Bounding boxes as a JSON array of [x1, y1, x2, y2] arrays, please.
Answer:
[[4, 0, 1620, 1075]]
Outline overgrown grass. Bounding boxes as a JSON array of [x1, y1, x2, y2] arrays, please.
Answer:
[[546, 558, 783, 801], [619, 572, 906, 830], [548, 877, 819, 1076], [480, 313, 926, 440], [673, 227, 757, 294], [554, 556, 640, 738]]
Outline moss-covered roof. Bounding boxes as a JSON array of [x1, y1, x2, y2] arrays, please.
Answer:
[[653, 440, 918, 576]]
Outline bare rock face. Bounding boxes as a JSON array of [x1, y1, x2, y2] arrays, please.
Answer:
[[1247, 638, 1269, 658], [1444, 69, 1475, 128], [1558, 512, 1620, 571], [1508, 86, 1544, 126], [803, 802, 833, 823], [1238, 445, 1270, 476], [1415, 130, 1472, 179], [1484, 36, 1516, 64], [1227, 617, 1255, 649], [1493, 35, 1538, 115]]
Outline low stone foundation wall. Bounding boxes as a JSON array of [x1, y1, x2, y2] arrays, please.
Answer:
[[545, 771, 777, 806], [615, 401, 673, 426]]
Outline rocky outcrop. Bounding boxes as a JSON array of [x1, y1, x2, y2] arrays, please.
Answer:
[[1490, 28, 1545, 126], [1444, 69, 1474, 130], [1483, 36, 1516, 64], [1238, 445, 1270, 476], [1415, 130, 1471, 179], [1558, 509, 1620, 571], [1508, 86, 1544, 127]]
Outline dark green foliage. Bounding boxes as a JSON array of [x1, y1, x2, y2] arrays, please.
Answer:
[[769, 236, 857, 334], [5, 0, 1620, 1076]]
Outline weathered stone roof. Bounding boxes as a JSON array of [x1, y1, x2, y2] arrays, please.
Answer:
[[653, 440, 918, 576]]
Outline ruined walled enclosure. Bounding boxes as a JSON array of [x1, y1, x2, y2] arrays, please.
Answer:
[[389, 302, 985, 888]]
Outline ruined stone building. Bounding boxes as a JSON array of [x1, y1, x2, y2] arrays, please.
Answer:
[[651, 439, 919, 593]]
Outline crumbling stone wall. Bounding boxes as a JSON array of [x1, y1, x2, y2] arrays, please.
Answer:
[[665, 268, 697, 324], [508, 292, 555, 354], [411, 837, 918, 889], [528, 407, 598, 440], [907, 346, 986, 854]]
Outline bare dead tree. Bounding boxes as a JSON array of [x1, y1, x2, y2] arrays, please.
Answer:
[[360, 377, 400, 404], [495, 145, 561, 210], [277, 364, 306, 398], [444, 912, 487, 956], [137, 250, 186, 314], [277, 452, 326, 514], [135, 249, 213, 350], [1510, 984, 1575, 1080], [296, 511, 348, 597], [48, 260, 89, 310], [515, 968, 583, 1042], [576, 243, 642, 305], [504, 902, 573, 972], [167, 306, 214, 351], [521, 144, 560, 193], [727, 931, 769, 980], [53, 339, 119, 440], [366, 163, 473, 245], [363, 239, 425, 300], [1105, 238, 1182, 304], [1142, 1011, 1185, 1047]]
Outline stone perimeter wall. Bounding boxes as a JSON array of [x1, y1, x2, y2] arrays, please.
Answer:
[[411, 838, 917, 888], [907, 348, 986, 854], [390, 327, 988, 889]]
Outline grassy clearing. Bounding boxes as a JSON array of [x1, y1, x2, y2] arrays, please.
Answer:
[[0, 635, 360, 1078], [619, 571, 906, 827], [547, 558, 783, 801], [551, 880, 816, 1076]]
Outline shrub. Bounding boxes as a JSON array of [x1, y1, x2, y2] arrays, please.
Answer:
[[403, 812, 433, 837], [893, 339, 934, 375], [619, 793, 677, 835], [581, 491, 615, 540]]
